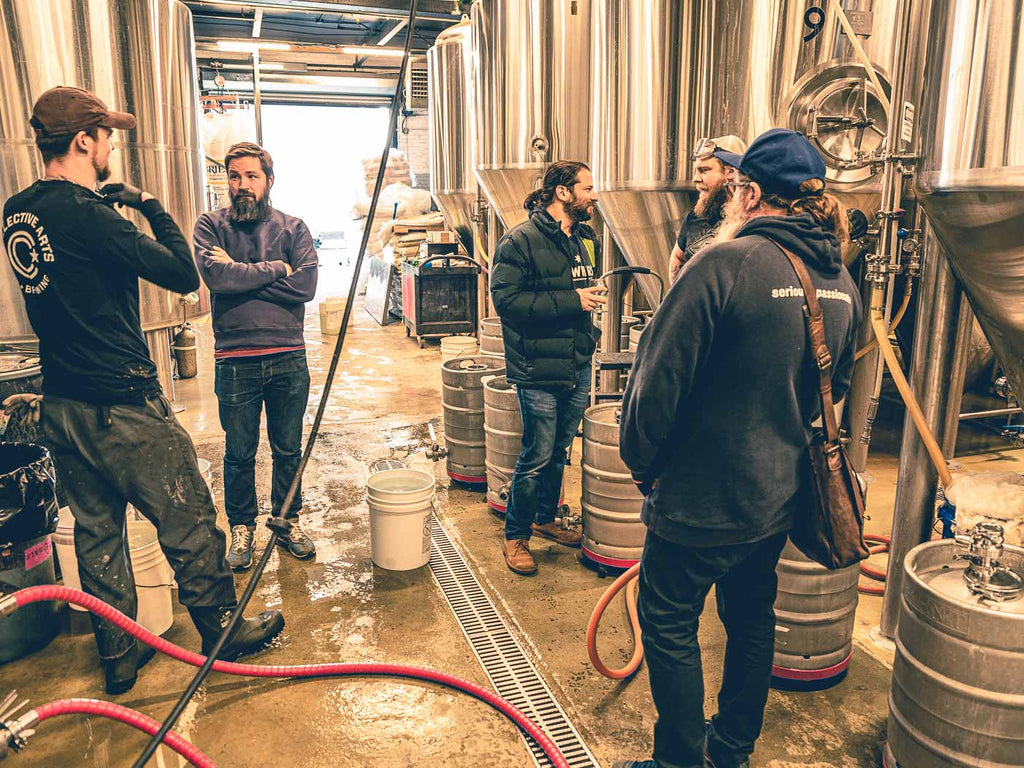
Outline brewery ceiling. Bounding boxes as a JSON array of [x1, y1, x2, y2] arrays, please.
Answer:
[[185, 0, 466, 104]]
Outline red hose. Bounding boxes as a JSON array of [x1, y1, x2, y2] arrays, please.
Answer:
[[33, 699, 215, 767], [9, 586, 569, 768], [586, 562, 643, 680], [859, 534, 890, 596]]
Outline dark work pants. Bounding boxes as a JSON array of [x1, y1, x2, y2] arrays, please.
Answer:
[[214, 351, 310, 528], [504, 366, 591, 540], [42, 394, 237, 660], [637, 529, 788, 768]]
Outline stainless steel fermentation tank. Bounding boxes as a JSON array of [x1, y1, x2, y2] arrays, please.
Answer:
[[0, 0, 207, 350], [909, 0, 1024, 410], [592, 0, 901, 303], [427, 17, 477, 254], [470, 0, 592, 231]]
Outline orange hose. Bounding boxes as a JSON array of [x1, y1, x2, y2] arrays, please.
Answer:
[[859, 534, 890, 595], [586, 562, 644, 680]]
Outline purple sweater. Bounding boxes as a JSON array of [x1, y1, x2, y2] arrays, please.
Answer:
[[193, 208, 318, 351]]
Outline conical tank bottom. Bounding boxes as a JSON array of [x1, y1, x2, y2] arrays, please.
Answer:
[[475, 165, 546, 230], [917, 168, 1024, 403], [597, 187, 694, 306], [433, 190, 477, 254]]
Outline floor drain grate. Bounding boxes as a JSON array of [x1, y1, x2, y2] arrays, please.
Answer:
[[429, 517, 600, 768]]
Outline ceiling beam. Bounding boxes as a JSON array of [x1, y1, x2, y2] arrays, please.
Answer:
[[184, 0, 458, 23]]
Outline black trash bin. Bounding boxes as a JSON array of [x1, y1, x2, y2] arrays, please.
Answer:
[[0, 442, 60, 664]]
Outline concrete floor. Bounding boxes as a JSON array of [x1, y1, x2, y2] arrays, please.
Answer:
[[4, 252, 1024, 767]]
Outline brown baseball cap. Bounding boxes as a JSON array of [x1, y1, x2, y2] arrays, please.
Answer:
[[30, 86, 136, 137]]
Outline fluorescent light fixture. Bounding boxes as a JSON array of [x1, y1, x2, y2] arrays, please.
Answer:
[[258, 62, 285, 70], [252, 9, 263, 38], [217, 40, 290, 53], [342, 45, 406, 58]]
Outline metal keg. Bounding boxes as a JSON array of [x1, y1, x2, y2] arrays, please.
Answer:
[[581, 403, 645, 569], [479, 316, 504, 360], [594, 314, 640, 350], [885, 531, 1024, 768], [628, 323, 645, 351], [483, 375, 521, 512], [441, 356, 505, 484], [772, 538, 860, 685]]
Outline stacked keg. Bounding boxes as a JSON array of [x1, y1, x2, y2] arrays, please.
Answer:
[[482, 375, 564, 515], [441, 356, 505, 484], [772, 539, 860, 687], [483, 375, 521, 513], [479, 316, 504, 361], [580, 403, 645, 569]]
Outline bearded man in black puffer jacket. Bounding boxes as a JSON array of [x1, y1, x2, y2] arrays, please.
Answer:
[[489, 161, 607, 576]]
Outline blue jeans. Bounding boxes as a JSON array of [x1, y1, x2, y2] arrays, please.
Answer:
[[215, 350, 310, 528], [504, 366, 591, 540]]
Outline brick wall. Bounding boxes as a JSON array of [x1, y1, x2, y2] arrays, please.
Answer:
[[398, 112, 430, 191]]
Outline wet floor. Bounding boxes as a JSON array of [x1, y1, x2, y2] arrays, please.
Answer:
[[4, 257, 1024, 767]]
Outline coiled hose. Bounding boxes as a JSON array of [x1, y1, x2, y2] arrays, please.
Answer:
[[586, 563, 643, 680], [587, 532, 895, 681], [2, 586, 570, 768], [859, 534, 891, 596]]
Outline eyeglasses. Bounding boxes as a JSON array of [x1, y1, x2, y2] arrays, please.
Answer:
[[724, 180, 753, 195]]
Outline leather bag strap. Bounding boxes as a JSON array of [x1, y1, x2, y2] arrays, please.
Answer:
[[772, 242, 841, 449]]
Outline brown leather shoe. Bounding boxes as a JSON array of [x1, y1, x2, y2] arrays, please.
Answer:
[[503, 539, 538, 575], [531, 521, 582, 548]]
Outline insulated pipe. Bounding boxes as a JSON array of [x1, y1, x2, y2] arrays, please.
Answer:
[[1, 587, 571, 768], [851, 0, 918, 460], [879, 232, 962, 638]]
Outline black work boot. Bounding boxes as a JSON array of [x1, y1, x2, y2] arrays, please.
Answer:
[[105, 642, 158, 695], [188, 606, 285, 660]]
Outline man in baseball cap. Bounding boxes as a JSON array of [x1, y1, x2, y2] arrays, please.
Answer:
[[30, 86, 137, 137], [2, 86, 285, 696], [669, 134, 748, 282], [615, 128, 859, 768]]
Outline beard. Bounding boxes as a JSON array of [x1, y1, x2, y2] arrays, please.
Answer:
[[713, 194, 752, 245], [565, 193, 594, 223], [92, 156, 111, 183], [694, 183, 728, 220], [229, 189, 271, 223]]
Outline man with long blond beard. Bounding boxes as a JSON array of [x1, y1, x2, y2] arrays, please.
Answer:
[[615, 129, 860, 768], [668, 135, 747, 282]]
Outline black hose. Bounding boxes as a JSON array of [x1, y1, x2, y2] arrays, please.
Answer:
[[131, 4, 421, 764]]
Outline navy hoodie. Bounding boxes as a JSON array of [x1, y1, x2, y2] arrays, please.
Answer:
[[193, 208, 318, 351], [619, 213, 861, 547]]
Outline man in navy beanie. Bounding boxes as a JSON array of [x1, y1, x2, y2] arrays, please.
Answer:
[[614, 129, 860, 768]]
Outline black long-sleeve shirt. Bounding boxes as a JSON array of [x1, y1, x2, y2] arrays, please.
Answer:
[[2, 179, 198, 404]]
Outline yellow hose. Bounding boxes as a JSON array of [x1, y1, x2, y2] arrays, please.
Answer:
[[870, 309, 954, 488], [856, 286, 912, 361]]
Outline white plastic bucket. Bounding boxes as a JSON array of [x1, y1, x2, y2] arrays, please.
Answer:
[[53, 511, 175, 633], [440, 336, 479, 363], [366, 469, 435, 570], [53, 506, 85, 612], [319, 297, 348, 336], [127, 519, 174, 635]]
